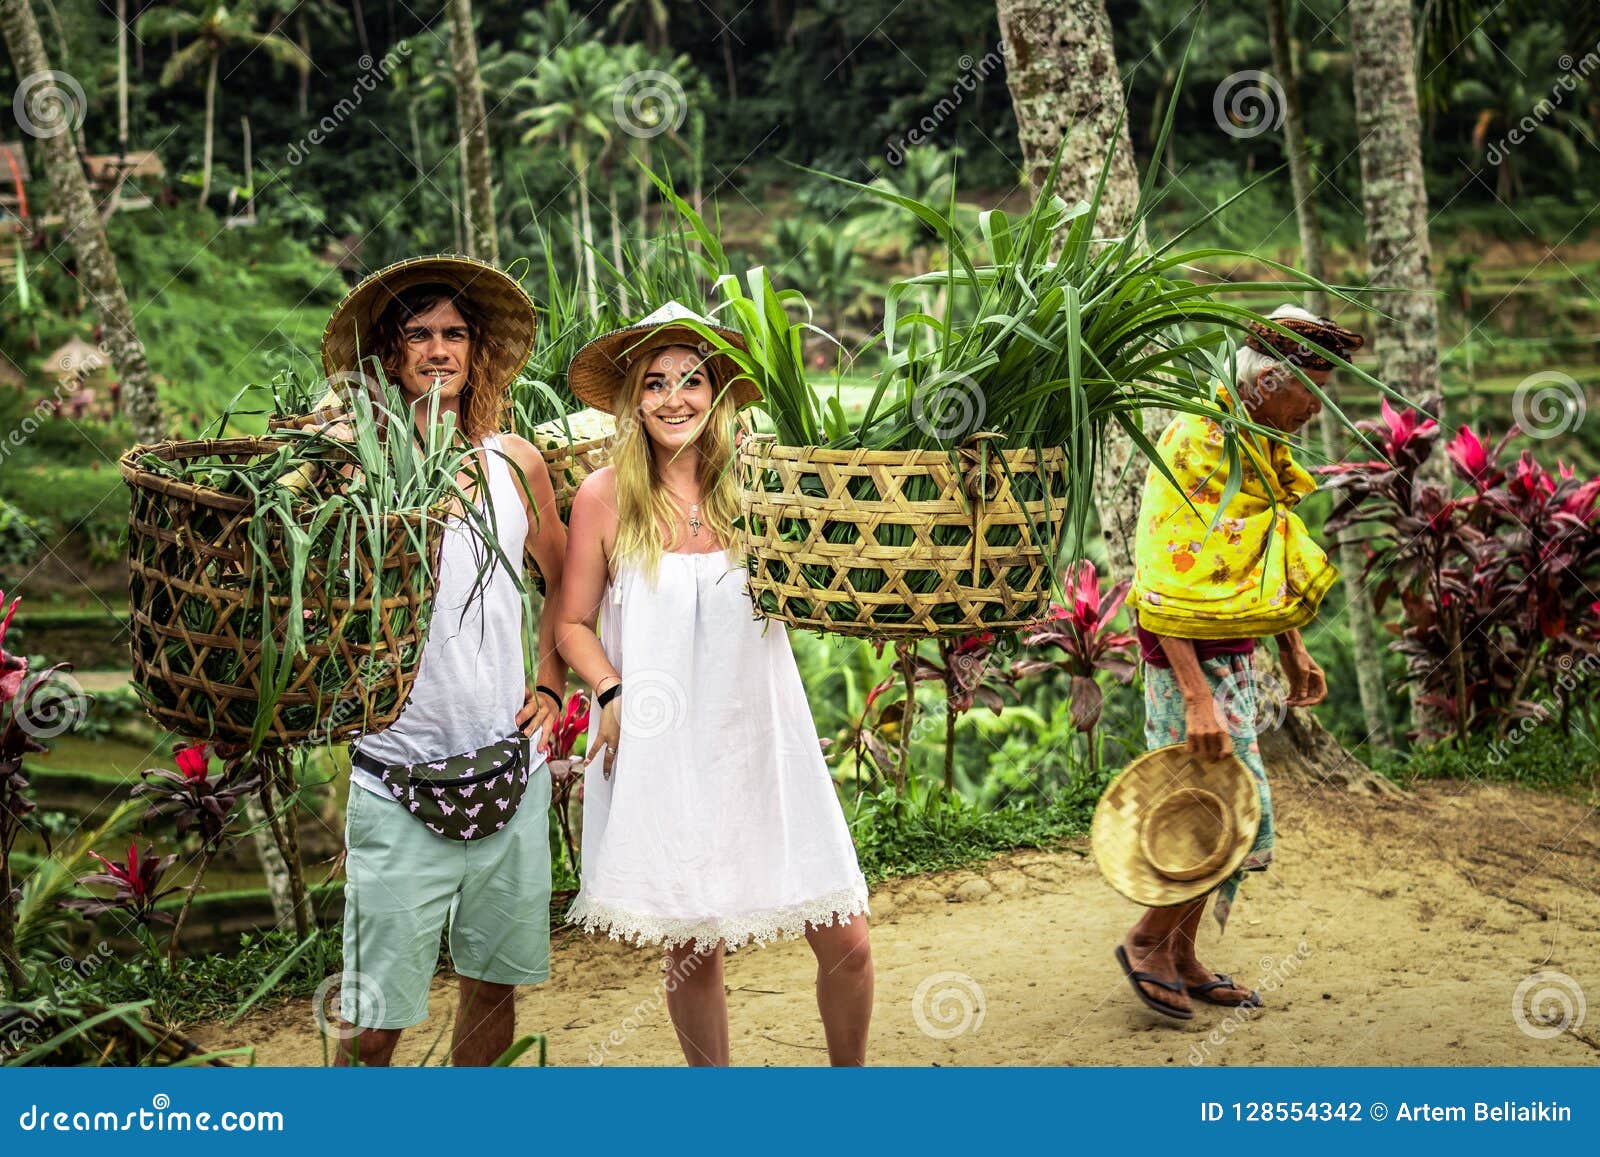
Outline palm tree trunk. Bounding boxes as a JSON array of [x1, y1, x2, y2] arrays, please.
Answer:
[[349, 0, 370, 61], [447, 0, 498, 264], [296, 13, 310, 118], [996, 0, 1150, 586], [609, 179, 627, 315], [244, 795, 295, 929], [1350, 0, 1447, 738], [0, 0, 164, 444], [116, 0, 129, 155], [199, 52, 217, 209], [576, 162, 599, 319], [1268, 0, 1392, 751]]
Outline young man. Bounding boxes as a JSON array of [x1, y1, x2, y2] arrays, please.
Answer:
[[1118, 304, 1360, 1020], [319, 255, 568, 1065]]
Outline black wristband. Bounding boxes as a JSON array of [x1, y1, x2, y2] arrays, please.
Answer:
[[536, 684, 563, 711], [597, 681, 623, 709]]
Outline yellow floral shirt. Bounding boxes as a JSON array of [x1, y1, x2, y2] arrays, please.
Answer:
[[1128, 395, 1337, 639]]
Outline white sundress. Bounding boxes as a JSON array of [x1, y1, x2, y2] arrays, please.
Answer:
[[566, 549, 870, 952]]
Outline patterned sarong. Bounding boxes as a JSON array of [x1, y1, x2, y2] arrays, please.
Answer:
[[1142, 653, 1274, 932]]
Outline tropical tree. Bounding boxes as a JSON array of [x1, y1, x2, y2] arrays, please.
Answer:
[[1350, 0, 1448, 735], [516, 40, 621, 316], [1267, 0, 1392, 749], [138, 1, 308, 208], [769, 218, 870, 343], [996, 0, 1148, 590], [0, 0, 165, 443], [1451, 22, 1596, 203], [447, 0, 498, 263]]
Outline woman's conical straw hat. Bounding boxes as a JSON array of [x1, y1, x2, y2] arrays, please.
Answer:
[[1091, 744, 1262, 907], [566, 300, 759, 415], [321, 253, 537, 394]]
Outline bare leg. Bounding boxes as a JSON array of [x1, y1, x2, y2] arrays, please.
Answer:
[[333, 1024, 402, 1067], [1172, 894, 1257, 1004], [663, 941, 728, 1066], [451, 977, 517, 1066], [1120, 900, 1202, 1016], [805, 916, 873, 1066]]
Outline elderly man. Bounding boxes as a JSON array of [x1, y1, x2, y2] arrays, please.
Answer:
[[1116, 304, 1361, 1020]]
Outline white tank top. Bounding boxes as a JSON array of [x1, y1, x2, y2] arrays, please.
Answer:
[[351, 433, 530, 798]]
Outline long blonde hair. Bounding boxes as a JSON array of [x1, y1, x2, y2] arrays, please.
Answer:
[[609, 344, 743, 579]]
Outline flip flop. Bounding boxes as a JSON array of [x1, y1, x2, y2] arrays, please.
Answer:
[[1115, 945, 1194, 1020], [1187, 973, 1263, 1009]]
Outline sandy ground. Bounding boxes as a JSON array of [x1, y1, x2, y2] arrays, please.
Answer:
[[195, 778, 1600, 1067]]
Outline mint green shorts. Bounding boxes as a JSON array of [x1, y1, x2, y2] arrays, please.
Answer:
[[340, 758, 552, 1029]]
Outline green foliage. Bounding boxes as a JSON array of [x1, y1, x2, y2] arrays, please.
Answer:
[[846, 776, 1091, 883], [1375, 724, 1600, 798], [0, 500, 42, 571]]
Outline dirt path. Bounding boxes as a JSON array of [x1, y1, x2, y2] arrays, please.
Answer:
[[195, 779, 1600, 1066]]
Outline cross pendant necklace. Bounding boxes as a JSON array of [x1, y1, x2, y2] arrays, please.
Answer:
[[687, 501, 702, 537]]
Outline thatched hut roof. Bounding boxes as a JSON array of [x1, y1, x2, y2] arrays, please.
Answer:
[[43, 335, 108, 380]]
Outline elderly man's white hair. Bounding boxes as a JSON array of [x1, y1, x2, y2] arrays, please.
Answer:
[[1235, 302, 1321, 397]]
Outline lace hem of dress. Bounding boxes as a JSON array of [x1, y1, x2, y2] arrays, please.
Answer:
[[566, 881, 871, 953]]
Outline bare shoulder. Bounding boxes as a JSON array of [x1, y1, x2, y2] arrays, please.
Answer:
[[575, 464, 617, 503], [496, 432, 549, 478]]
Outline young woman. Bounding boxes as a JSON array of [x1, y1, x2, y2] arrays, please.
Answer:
[[555, 302, 874, 1067]]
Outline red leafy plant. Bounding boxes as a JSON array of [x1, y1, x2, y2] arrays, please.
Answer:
[[1320, 410, 1600, 743], [546, 693, 590, 873], [1008, 562, 1138, 770], [852, 635, 1020, 794], [132, 742, 261, 959], [62, 840, 179, 927], [1, 590, 85, 993]]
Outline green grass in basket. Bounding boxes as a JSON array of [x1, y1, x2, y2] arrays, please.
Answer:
[[137, 375, 527, 751]]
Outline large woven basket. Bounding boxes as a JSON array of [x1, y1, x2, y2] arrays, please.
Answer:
[[530, 408, 614, 520], [737, 434, 1069, 638], [119, 438, 443, 746]]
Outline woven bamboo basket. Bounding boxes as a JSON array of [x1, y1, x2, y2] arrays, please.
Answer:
[[119, 438, 443, 746], [530, 408, 614, 520], [737, 434, 1069, 638]]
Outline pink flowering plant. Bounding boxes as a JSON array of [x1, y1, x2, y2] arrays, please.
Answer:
[[1320, 407, 1600, 744]]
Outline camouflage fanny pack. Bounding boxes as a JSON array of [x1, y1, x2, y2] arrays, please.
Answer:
[[352, 735, 531, 841]]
